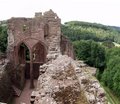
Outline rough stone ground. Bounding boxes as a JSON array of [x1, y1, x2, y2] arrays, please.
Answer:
[[31, 55, 108, 104], [31, 55, 89, 104], [13, 80, 37, 104]]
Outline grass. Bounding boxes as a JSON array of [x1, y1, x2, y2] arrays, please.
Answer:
[[101, 83, 120, 104]]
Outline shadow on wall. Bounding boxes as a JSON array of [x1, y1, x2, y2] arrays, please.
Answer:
[[60, 35, 75, 59]]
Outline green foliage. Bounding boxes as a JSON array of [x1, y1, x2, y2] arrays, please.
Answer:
[[73, 40, 106, 68], [0, 25, 8, 53], [102, 48, 120, 97], [105, 47, 120, 63], [61, 24, 98, 41], [62, 21, 120, 43], [96, 69, 103, 80]]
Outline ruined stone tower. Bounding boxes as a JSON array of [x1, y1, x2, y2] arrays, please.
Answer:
[[7, 10, 74, 88]]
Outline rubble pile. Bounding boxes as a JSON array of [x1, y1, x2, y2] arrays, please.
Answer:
[[31, 55, 108, 104]]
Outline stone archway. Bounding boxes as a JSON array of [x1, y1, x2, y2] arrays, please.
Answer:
[[30, 40, 47, 88], [15, 40, 47, 88], [15, 42, 31, 88], [31, 41, 47, 78]]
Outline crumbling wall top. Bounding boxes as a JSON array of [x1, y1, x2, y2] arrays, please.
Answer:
[[34, 9, 61, 23], [44, 9, 58, 18]]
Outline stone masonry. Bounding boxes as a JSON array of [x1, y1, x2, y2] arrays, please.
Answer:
[[31, 55, 109, 104], [7, 10, 74, 88], [0, 59, 14, 103]]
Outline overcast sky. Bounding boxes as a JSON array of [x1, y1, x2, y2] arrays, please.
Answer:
[[0, 0, 120, 26]]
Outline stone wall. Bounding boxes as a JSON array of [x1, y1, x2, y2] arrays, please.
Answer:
[[31, 55, 108, 104], [43, 10, 61, 54], [7, 9, 61, 66], [0, 60, 14, 103], [7, 10, 62, 89], [31, 55, 88, 104], [7, 9, 74, 66], [10, 64, 26, 89], [72, 61, 108, 104], [60, 35, 75, 59]]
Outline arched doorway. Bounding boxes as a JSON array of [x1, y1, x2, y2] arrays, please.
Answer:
[[32, 42, 47, 79], [16, 40, 47, 88]]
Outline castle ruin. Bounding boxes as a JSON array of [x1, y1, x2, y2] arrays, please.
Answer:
[[0, 10, 108, 104], [7, 9, 74, 89]]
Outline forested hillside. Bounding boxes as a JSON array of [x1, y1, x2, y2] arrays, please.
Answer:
[[62, 21, 120, 43]]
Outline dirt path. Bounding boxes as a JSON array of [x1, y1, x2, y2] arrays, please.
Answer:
[[13, 80, 37, 104]]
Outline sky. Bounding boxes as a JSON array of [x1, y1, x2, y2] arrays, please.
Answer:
[[0, 0, 120, 26]]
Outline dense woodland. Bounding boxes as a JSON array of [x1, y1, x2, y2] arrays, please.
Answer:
[[62, 21, 120, 43], [0, 21, 120, 100]]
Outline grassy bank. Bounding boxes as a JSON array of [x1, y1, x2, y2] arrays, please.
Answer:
[[101, 83, 120, 104]]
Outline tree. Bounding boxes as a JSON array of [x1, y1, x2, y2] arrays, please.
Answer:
[[62, 21, 120, 43], [73, 40, 106, 68], [101, 48, 120, 97]]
